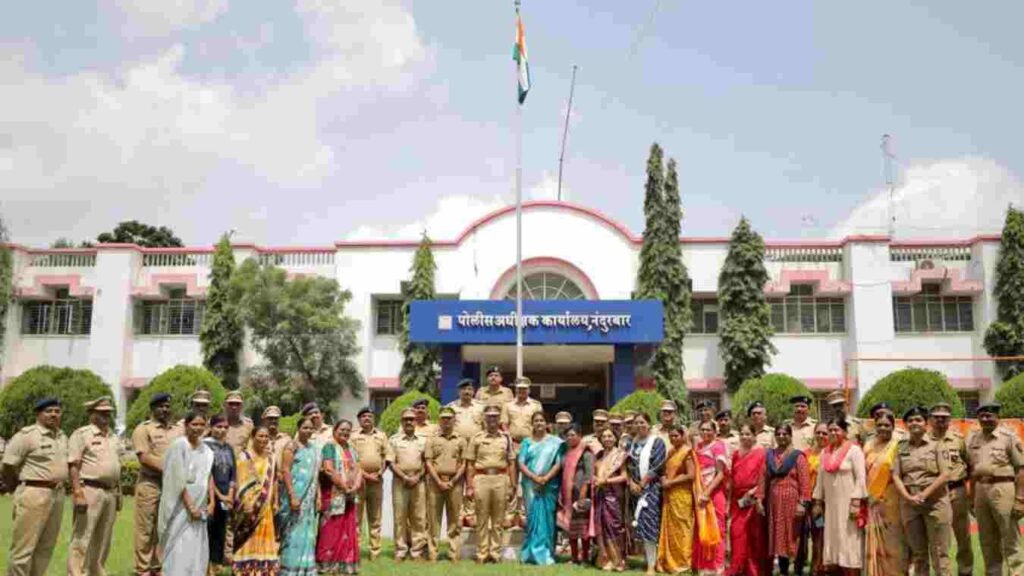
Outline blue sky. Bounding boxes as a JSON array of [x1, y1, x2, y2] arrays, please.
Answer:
[[2, 0, 1023, 246]]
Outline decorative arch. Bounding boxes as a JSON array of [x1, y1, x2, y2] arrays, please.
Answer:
[[489, 257, 600, 300]]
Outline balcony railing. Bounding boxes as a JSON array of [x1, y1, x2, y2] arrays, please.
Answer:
[[765, 246, 843, 263], [257, 251, 335, 267], [28, 252, 97, 267], [142, 252, 212, 267], [890, 245, 971, 263]]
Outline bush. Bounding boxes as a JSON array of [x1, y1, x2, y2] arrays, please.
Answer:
[[125, 365, 226, 435], [995, 372, 1024, 418], [279, 413, 301, 437], [0, 366, 114, 438], [380, 391, 440, 436], [120, 459, 140, 496], [732, 373, 817, 428], [610, 390, 667, 425], [856, 368, 964, 419]]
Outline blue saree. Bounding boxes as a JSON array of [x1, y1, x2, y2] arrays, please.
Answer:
[[518, 434, 565, 565], [278, 441, 321, 576]]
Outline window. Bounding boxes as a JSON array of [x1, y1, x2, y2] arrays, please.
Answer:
[[770, 285, 846, 334], [893, 284, 974, 333], [505, 272, 586, 300], [21, 289, 93, 335], [135, 289, 205, 335], [689, 393, 721, 414], [958, 391, 980, 418], [690, 300, 719, 334], [371, 391, 399, 416], [375, 300, 404, 336]]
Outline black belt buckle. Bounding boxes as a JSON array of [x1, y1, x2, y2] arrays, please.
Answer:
[[947, 479, 966, 490]]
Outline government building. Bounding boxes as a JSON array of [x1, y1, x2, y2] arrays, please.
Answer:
[[0, 200, 1001, 421]]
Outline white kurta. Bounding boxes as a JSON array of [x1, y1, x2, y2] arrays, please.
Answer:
[[813, 443, 867, 569]]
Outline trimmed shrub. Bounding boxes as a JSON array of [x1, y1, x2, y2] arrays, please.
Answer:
[[856, 368, 963, 419], [610, 390, 668, 425], [995, 372, 1024, 418], [125, 365, 226, 435], [279, 413, 301, 437], [0, 366, 114, 438], [380, 391, 440, 436], [120, 459, 140, 496], [732, 373, 817, 428]]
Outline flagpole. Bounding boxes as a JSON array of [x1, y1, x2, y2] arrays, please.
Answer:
[[514, 0, 524, 380]]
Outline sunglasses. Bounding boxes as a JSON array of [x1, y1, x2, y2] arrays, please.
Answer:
[[401, 418, 414, 422]]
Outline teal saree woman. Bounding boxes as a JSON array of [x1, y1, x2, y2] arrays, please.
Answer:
[[518, 412, 565, 566], [278, 417, 322, 576]]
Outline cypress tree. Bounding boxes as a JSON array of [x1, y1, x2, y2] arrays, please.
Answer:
[[199, 233, 243, 389], [636, 143, 666, 302], [718, 217, 776, 392], [984, 206, 1024, 378], [0, 214, 12, 361], [400, 234, 439, 396]]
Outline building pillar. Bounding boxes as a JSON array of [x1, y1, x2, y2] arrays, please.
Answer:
[[439, 345, 462, 404], [611, 344, 635, 404], [88, 247, 140, 415]]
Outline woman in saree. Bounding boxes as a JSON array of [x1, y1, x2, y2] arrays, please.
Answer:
[[797, 422, 829, 576], [811, 419, 866, 576], [204, 414, 236, 575], [278, 416, 322, 576], [656, 427, 695, 575], [518, 411, 565, 565], [558, 424, 593, 565], [316, 420, 363, 575], [593, 428, 629, 572], [233, 426, 279, 576], [159, 412, 214, 576], [694, 420, 728, 576], [627, 412, 667, 576], [863, 413, 904, 576], [758, 425, 810, 576], [728, 424, 766, 576]]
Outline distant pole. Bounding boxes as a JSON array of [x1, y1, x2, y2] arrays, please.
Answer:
[[514, 0, 524, 379], [557, 65, 578, 202], [882, 134, 895, 236]]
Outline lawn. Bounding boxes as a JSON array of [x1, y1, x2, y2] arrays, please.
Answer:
[[0, 496, 995, 575]]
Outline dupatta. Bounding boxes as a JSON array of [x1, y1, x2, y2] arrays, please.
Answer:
[[693, 442, 722, 548], [866, 438, 899, 500], [233, 449, 276, 551]]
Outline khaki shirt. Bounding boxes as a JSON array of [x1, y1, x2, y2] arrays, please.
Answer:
[[2, 424, 69, 483], [475, 385, 514, 409], [425, 432, 466, 477], [312, 424, 334, 446], [132, 419, 178, 477], [466, 430, 514, 471], [718, 431, 741, 456], [225, 417, 254, 453], [68, 424, 121, 484], [894, 436, 949, 491], [931, 429, 968, 482], [651, 423, 676, 445], [786, 418, 818, 452], [504, 398, 543, 442], [447, 401, 483, 440], [967, 428, 1024, 479], [753, 425, 776, 450], [350, 428, 390, 474], [388, 433, 426, 475], [414, 421, 438, 440], [269, 431, 291, 465]]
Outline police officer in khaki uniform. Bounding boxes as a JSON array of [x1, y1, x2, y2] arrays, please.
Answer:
[[785, 395, 818, 452], [425, 407, 467, 561], [891, 406, 952, 576], [715, 409, 741, 456], [502, 377, 540, 526], [928, 401, 972, 576], [413, 398, 438, 439], [747, 401, 775, 449], [826, 390, 865, 444], [651, 400, 677, 443], [966, 402, 1024, 576], [68, 396, 121, 576], [172, 390, 211, 437], [475, 365, 514, 409], [350, 406, 391, 560], [300, 402, 334, 446], [131, 392, 177, 576], [447, 379, 482, 527], [466, 404, 516, 564], [620, 411, 637, 451], [608, 413, 624, 442], [554, 411, 573, 438], [261, 406, 291, 465], [223, 391, 254, 452], [582, 409, 610, 453], [388, 409, 428, 561], [688, 399, 716, 443], [1, 398, 68, 576]]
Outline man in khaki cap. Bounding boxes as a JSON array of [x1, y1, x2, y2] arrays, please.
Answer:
[[261, 406, 290, 465], [466, 404, 516, 564], [68, 396, 121, 576], [502, 377, 540, 526], [620, 411, 637, 451], [425, 406, 467, 561], [132, 393, 177, 576], [351, 406, 391, 560], [223, 391, 253, 452], [785, 395, 818, 452], [582, 409, 610, 453], [652, 400, 677, 443], [172, 389, 212, 436], [826, 390, 865, 443], [446, 379, 482, 527], [2, 398, 68, 576], [688, 399, 717, 443], [388, 409, 428, 561], [412, 398, 438, 439], [929, 402, 972, 576], [475, 365, 513, 408], [554, 411, 573, 437]]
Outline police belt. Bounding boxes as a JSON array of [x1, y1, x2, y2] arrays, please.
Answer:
[[138, 469, 163, 484], [947, 478, 967, 490], [83, 479, 118, 491], [435, 473, 459, 482], [976, 476, 1015, 485], [475, 467, 508, 475], [20, 480, 61, 490]]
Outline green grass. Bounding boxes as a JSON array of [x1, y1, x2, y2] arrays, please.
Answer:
[[0, 495, 997, 575]]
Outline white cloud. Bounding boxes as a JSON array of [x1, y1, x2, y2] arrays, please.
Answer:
[[113, 0, 230, 36]]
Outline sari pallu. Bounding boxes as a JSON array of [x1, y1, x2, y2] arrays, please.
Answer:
[[592, 447, 628, 564], [628, 435, 667, 543], [864, 438, 903, 576], [693, 439, 727, 573], [233, 450, 279, 576], [278, 442, 322, 576], [761, 448, 810, 566], [557, 443, 593, 539], [519, 434, 565, 565], [205, 439, 236, 566], [316, 442, 361, 575], [656, 445, 695, 574], [159, 438, 214, 576], [728, 446, 767, 576]]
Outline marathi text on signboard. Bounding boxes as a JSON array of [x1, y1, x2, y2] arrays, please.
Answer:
[[445, 310, 632, 334]]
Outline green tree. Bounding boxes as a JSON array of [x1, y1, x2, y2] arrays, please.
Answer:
[[232, 259, 364, 414], [855, 368, 964, 419], [96, 220, 183, 247], [718, 217, 776, 392], [0, 366, 114, 438], [399, 234, 439, 396], [379, 390, 440, 436], [732, 373, 816, 428], [994, 372, 1024, 418], [125, 365, 225, 434], [610, 390, 667, 426], [0, 213, 12, 360], [200, 233, 243, 389], [984, 207, 1024, 379]]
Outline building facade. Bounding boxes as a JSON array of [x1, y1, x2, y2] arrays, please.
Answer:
[[0, 201, 1002, 420]]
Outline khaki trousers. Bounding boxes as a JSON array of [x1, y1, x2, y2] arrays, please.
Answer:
[[393, 479, 427, 559], [948, 484, 973, 575], [68, 486, 118, 576], [974, 481, 1023, 576], [473, 474, 510, 562], [357, 479, 384, 558], [133, 479, 162, 576], [8, 485, 65, 576], [426, 478, 465, 560], [901, 493, 952, 576]]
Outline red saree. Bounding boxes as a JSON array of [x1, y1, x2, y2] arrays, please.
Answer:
[[729, 446, 767, 576]]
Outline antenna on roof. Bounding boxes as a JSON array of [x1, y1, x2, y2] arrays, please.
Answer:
[[881, 134, 896, 236], [557, 65, 578, 202]]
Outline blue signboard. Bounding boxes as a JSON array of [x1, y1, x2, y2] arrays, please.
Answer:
[[409, 300, 663, 344]]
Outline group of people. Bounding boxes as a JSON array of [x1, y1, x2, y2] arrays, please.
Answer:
[[2, 365, 1024, 576]]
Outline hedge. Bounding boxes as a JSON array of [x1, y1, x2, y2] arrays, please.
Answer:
[[995, 372, 1024, 418], [125, 365, 226, 435], [0, 366, 114, 438], [280, 413, 301, 437], [379, 391, 440, 436], [732, 373, 817, 428], [856, 368, 964, 419], [610, 390, 667, 425]]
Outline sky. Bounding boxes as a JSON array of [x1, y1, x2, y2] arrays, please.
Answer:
[[2, 0, 1024, 247]]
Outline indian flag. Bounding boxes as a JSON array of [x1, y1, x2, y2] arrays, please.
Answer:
[[513, 6, 531, 104]]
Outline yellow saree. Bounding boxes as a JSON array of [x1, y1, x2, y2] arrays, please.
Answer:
[[656, 445, 694, 573], [864, 438, 903, 576]]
